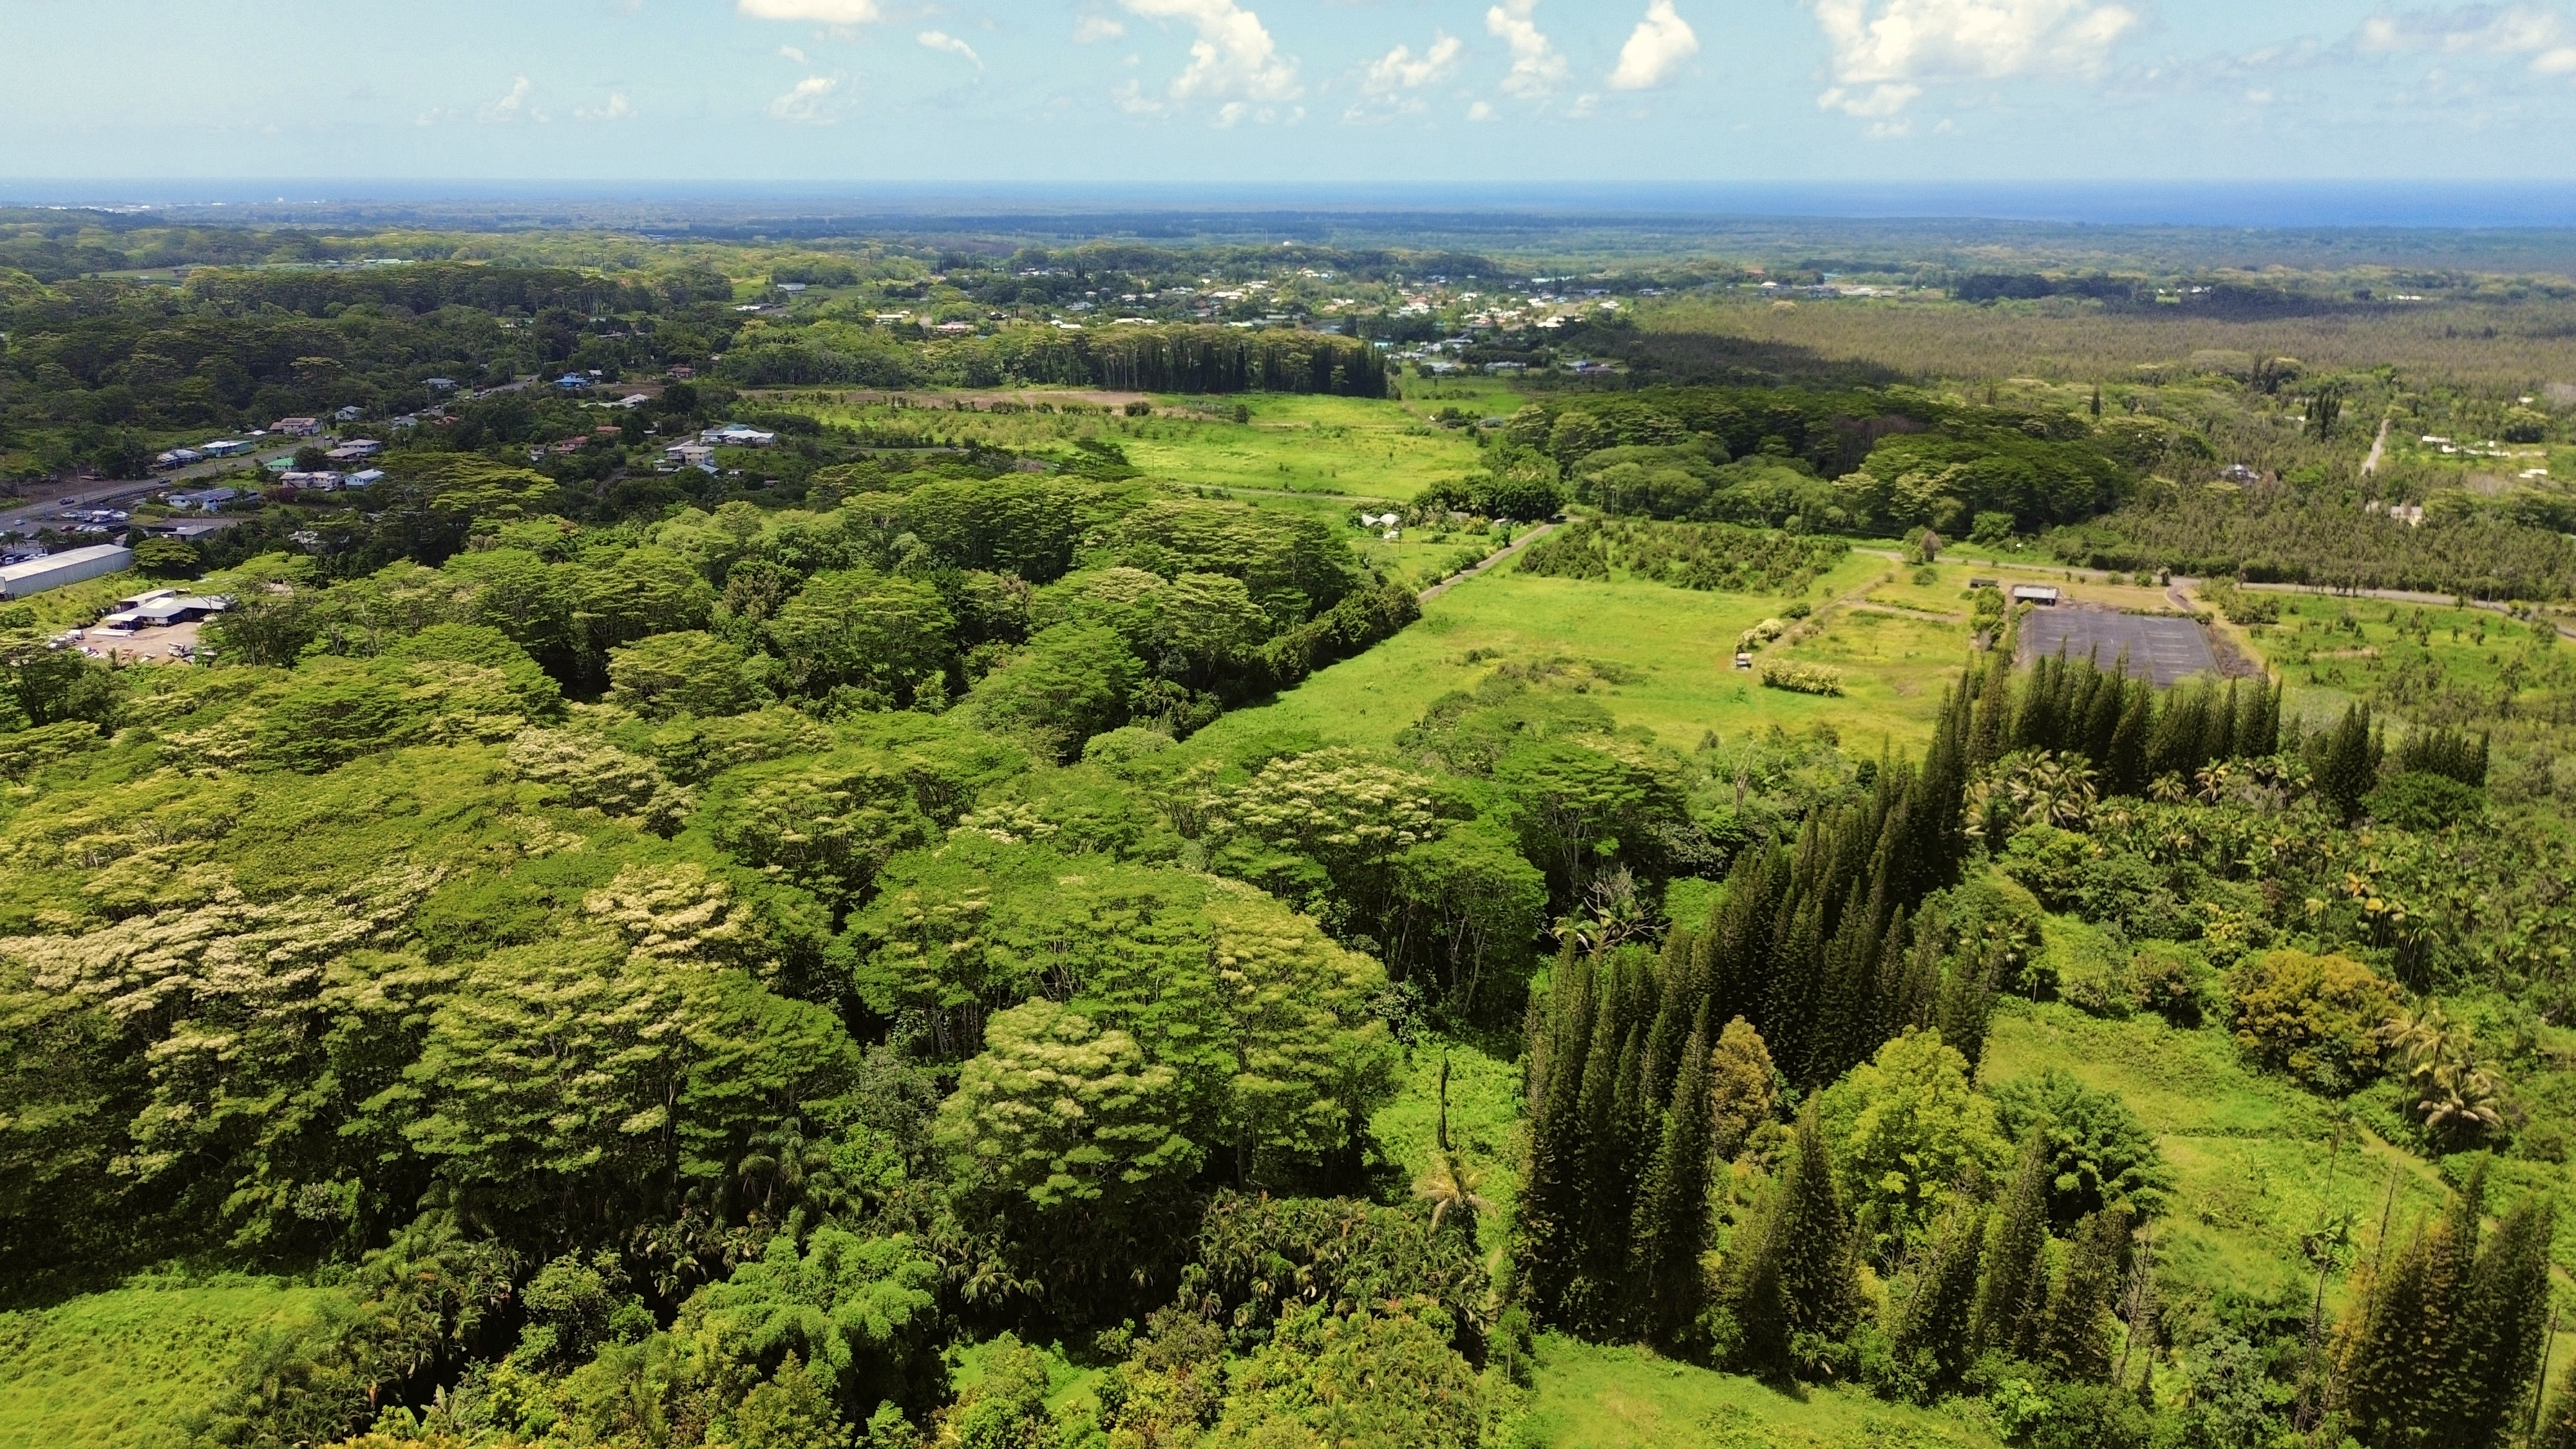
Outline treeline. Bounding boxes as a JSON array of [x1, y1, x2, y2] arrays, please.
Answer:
[[1515, 518, 1848, 595], [1520, 684, 1975, 1343], [0, 213, 358, 281], [181, 260, 735, 317], [1977, 647, 2283, 799], [1501, 385, 2143, 535], [2050, 490, 2576, 601], [0, 269, 752, 477], [721, 323, 1390, 397]]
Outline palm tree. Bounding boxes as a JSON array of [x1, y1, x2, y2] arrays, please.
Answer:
[[2382, 1003, 2508, 1148], [1416, 1151, 1495, 1235]]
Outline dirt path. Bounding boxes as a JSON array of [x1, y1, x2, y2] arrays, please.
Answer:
[[2361, 414, 2393, 477], [1419, 522, 1558, 602]]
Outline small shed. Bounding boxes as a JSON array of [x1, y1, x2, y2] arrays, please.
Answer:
[[2010, 585, 2063, 607]]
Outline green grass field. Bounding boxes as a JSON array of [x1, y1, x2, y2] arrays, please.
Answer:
[[1520, 1337, 2007, 1449], [761, 390, 1493, 503], [1368, 1036, 1526, 1260], [0, 1275, 352, 1449], [1198, 547, 1973, 761], [2232, 590, 2573, 733]]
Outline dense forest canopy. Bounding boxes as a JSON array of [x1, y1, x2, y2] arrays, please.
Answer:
[[3, 210, 2576, 1449]]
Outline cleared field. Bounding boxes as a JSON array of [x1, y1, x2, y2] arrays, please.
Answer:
[[1978, 1002, 2543, 1311], [0, 1275, 353, 1449], [761, 389, 1493, 502], [1522, 1336, 2007, 1448], [1196, 551, 1973, 759]]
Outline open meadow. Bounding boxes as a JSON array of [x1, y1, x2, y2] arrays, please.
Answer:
[[755, 387, 1492, 502], [1197, 548, 1975, 760]]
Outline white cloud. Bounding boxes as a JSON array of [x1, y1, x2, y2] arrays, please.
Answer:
[[738, 0, 880, 23], [1121, 0, 1301, 111], [1812, 0, 2139, 116], [575, 92, 635, 121], [779, 44, 810, 62], [1347, 32, 1461, 120], [1468, 99, 1496, 119], [2358, 6, 2563, 53], [919, 30, 983, 66], [2355, 5, 2576, 73], [767, 74, 840, 121], [1487, 0, 1568, 97], [482, 75, 549, 123], [1363, 33, 1463, 93], [1608, 0, 1699, 89], [1076, 14, 1127, 43]]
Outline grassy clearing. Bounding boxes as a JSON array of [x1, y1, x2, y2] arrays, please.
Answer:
[[1198, 551, 1969, 760], [1982, 1001, 2471, 1319], [1368, 1036, 1526, 1260], [1224, 486, 1532, 592], [0, 1274, 352, 1449], [1519, 1336, 2007, 1449], [765, 390, 1492, 502], [2230, 590, 2573, 731]]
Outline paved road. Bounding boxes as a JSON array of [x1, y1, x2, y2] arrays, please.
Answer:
[[1, 446, 299, 538]]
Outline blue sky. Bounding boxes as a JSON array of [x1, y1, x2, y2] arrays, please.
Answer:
[[5, 1, 2576, 182]]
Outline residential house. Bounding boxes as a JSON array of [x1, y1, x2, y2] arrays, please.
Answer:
[[273, 417, 323, 437]]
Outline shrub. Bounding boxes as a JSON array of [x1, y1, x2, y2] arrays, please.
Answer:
[[2129, 942, 2212, 1027], [1758, 659, 1844, 696], [1737, 617, 1790, 650], [2365, 770, 2484, 833], [1988, 1070, 2170, 1231], [2225, 949, 2401, 1092], [1998, 827, 2195, 941]]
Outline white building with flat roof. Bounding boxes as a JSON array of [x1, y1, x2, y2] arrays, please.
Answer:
[[0, 544, 133, 598]]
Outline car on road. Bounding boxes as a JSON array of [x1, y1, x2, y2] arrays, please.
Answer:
[[59, 497, 77, 505]]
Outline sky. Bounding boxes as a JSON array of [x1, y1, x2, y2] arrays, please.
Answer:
[[5, 1, 2576, 185]]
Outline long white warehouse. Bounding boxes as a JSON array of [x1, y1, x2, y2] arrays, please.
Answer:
[[0, 544, 135, 599]]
